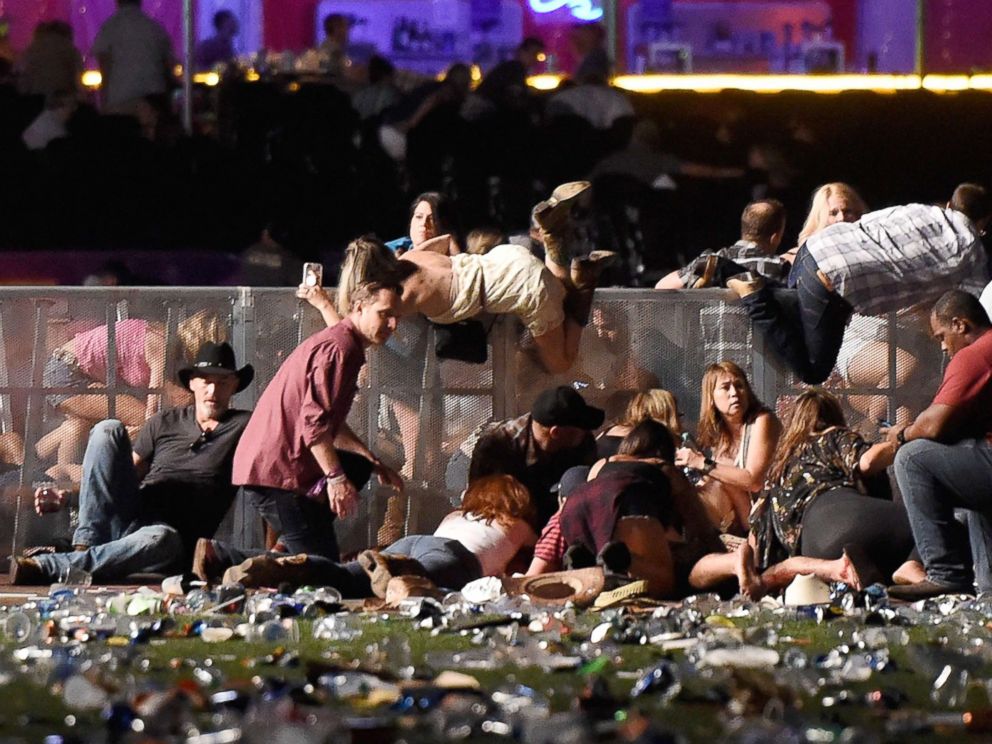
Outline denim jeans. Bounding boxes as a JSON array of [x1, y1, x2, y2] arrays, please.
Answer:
[[211, 451, 375, 568], [33, 420, 184, 582], [740, 245, 852, 384], [291, 535, 484, 598], [894, 437, 992, 591]]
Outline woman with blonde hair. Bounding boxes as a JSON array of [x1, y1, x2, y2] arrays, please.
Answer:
[[596, 388, 682, 459], [676, 361, 780, 535], [334, 219, 615, 374], [796, 182, 867, 249], [794, 182, 921, 428], [37, 310, 228, 474]]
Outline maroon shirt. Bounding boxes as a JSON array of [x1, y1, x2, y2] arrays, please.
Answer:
[[933, 328, 992, 441], [233, 318, 366, 494]]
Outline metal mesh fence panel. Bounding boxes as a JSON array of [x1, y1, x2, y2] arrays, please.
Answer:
[[0, 287, 945, 565]]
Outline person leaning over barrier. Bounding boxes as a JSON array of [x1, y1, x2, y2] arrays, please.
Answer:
[[334, 182, 617, 374], [726, 183, 992, 384], [654, 199, 789, 290], [193, 281, 405, 582], [12, 342, 253, 584]]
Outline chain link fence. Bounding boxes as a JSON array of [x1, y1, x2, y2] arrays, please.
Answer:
[[0, 288, 943, 564]]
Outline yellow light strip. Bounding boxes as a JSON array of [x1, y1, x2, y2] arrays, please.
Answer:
[[78, 70, 992, 94], [81, 70, 221, 88], [529, 72, 992, 94], [921, 74, 969, 91], [612, 73, 922, 93]]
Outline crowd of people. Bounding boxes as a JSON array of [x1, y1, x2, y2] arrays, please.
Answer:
[[8, 173, 992, 609], [4, 1, 992, 608], [3, 1, 992, 278]]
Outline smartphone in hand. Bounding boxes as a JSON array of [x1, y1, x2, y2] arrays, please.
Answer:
[[302, 263, 323, 288]]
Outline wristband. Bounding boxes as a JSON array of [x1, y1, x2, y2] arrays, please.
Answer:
[[325, 467, 344, 479], [701, 457, 717, 475], [896, 428, 908, 446]]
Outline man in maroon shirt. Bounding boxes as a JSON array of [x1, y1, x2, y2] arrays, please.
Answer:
[[885, 290, 992, 600], [196, 281, 404, 579]]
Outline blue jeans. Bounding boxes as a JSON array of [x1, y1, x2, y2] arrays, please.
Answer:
[[740, 245, 852, 384], [894, 438, 992, 591], [211, 451, 375, 568], [296, 535, 484, 598], [33, 420, 183, 582]]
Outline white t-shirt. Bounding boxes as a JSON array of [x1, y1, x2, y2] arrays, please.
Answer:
[[93, 6, 174, 108], [979, 280, 992, 323], [434, 511, 537, 577]]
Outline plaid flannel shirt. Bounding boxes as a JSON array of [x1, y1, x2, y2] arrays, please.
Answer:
[[677, 240, 790, 287], [805, 204, 988, 315]]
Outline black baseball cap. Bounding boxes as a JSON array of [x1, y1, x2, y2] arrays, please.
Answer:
[[552, 466, 591, 499], [531, 386, 604, 430]]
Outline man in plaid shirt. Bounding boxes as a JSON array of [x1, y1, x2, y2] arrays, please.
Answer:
[[654, 199, 789, 290], [729, 183, 992, 384]]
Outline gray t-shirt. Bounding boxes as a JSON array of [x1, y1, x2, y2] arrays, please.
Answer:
[[135, 405, 249, 553], [93, 6, 174, 108]]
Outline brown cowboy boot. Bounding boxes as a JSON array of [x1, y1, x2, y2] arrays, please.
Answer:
[[357, 549, 430, 599], [222, 553, 324, 589], [532, 181, 591, 267], [570, 250, 619, 290]]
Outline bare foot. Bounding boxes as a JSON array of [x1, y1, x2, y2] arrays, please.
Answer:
[[892, 560, 926, 586], [836, 551, 863, 591], [735, 542, 765, 600]]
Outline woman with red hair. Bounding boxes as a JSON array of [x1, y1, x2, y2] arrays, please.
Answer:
[[211, 474, 539, 595]]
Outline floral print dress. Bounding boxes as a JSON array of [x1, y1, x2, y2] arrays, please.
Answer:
[[750, 427, 871, 569]]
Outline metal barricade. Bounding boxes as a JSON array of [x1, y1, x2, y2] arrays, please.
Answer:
[[0, 287, 943, 563]]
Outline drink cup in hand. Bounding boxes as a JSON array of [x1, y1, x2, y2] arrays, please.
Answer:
[[34, 485, 66, 516]]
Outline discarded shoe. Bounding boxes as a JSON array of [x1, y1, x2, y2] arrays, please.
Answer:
[[592, 579, 651, 609]]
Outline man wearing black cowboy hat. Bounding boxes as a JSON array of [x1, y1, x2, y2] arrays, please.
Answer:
[[12, 342, 253, 584], [191, 280, 406, 583]]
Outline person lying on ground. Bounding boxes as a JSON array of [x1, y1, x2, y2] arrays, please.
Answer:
[[204, 474, 537, 595]]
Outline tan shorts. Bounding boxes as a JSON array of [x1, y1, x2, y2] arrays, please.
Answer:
[[428, 244, 566, 338]]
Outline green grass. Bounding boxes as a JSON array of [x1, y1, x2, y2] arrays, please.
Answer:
[[0, 608, 990, 741]]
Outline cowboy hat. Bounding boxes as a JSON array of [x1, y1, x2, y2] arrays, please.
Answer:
[[502, 567, 605, 608], [178, 341, 254, 393]]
